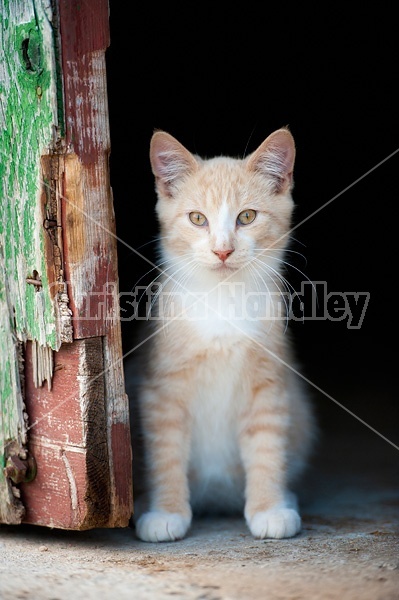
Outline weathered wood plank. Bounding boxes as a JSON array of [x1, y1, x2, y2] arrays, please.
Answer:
[[0, 0, 68, 351], [21, 338, 112, 530], [1, 0, 132, 528], [0, 0, 70, 524], [58, 0, 133, 525], [59, 0, 115, 339]]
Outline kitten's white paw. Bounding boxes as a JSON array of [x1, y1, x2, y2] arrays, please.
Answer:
[[248, 508, 301, 539], [135, 511, 191, 542]]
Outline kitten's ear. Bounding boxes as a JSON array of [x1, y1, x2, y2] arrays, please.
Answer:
[[246, 128, 296, 194], [150, 131, 199, 198]]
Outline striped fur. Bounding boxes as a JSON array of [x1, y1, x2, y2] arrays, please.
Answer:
[[125, 129, 316, 542]]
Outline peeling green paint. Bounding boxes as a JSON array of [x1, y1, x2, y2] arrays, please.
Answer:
[[0, 1, 63, 522], [1, 7, 59, 347]]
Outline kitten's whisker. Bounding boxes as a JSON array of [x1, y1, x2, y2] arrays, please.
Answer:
[[135, 258, 183, 307], [147, 257, 198, 319], [136, 256, 195, 314], [251, 259, 292, 330], [252, 257, 292, 294], [132, 253, 192, 290], [246, 263, 277, 334], [259, 261, 296, 297], [135, 235, 170, 251], [253, 251, 314, 293], [160, 262, 200, 327], [289, 235, 307, 248], [272, 258, 316, 294], [254, 247, 308, 266]]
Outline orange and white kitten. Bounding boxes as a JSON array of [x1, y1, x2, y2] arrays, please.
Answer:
[[126, 128, 315, 543]]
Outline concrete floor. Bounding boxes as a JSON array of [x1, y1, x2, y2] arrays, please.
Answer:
[[1, 429, 398, 600]]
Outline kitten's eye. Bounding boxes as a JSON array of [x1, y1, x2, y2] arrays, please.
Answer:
[[189, 212, 208, 226], [237, 209, 256, 225]]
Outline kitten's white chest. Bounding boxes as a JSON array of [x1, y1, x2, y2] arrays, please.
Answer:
[[188, 346, 246, 512], [182, 278, 268, 342]]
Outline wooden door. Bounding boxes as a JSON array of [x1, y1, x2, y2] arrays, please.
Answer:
[[0, 0, 133, 529]]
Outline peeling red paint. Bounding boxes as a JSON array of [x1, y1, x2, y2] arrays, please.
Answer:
[[71, 257, 119, 340], [22, 339, 111, 530], [59, 0, 110, 164]]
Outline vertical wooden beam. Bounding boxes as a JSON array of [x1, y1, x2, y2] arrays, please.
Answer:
[[1, 0, 132, 529], [0, 0, 68, 524], [57, 0, 133, 526]]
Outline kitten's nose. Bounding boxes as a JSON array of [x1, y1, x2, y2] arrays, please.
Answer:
[[213, 249, 234, 262]]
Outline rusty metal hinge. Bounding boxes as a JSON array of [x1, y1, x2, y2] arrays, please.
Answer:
[[4, 452, 37, 484]]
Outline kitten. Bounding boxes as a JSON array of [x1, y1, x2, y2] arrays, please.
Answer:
[[125, 128, 316, 543]]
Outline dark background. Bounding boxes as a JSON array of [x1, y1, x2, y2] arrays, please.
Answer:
[[105, 5, 398, 447]]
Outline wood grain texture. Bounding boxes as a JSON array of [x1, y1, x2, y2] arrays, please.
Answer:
[[58, 0, 117, 339], [0, 0, 66, 525], [1, 0, 132, 528], [57, 0, 133, 525], [21, 338, 111, 529]]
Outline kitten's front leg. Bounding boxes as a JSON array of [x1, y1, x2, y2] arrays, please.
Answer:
[[239, 386, 301, 540], [134, 384, 192, 543]]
